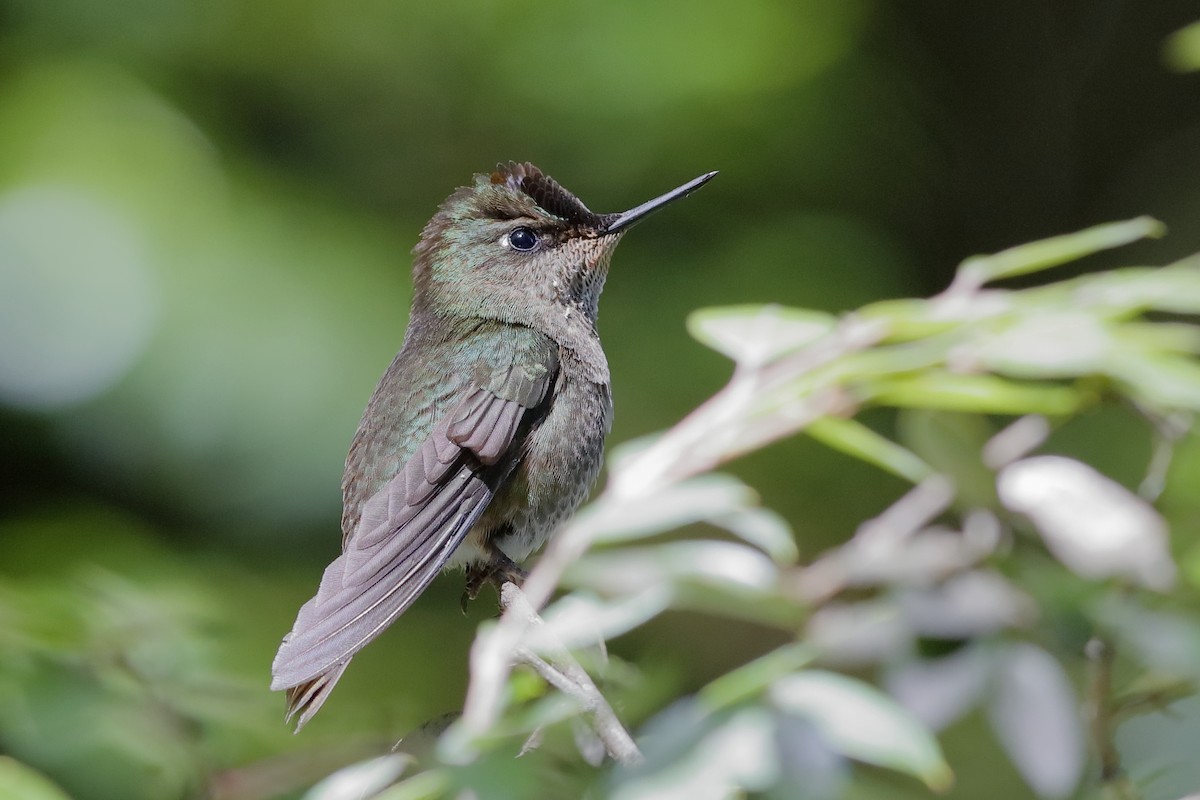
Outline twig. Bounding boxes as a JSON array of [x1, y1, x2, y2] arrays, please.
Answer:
[[1086, 637, 1120, 781], [1138, 410, 1192, 502], [501, 582, 643, 766], [982, 415, 1051, 470], [461, 514, 598, 744], [1085, 637, 1139, 799], [792, 475, 961, 603], [610, 315, 883, 498]]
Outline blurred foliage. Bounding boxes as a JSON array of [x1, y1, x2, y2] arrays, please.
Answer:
[[1, 2, 1200, 800], [342, 219, 1200, 800]]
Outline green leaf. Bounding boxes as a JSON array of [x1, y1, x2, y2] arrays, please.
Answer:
[[1066, 259, 1200, 315], [858, 295, 1011, 342], [563, 541, 796, 628], [0, 758, 73, 800], [885, 647, 991, 731], [986, 644, 1084, 799], [1112, 321, 1200, 355], [533, 588, 674, 650], [568, 540, 779, 594], [826, 334, 955, 380], [1117, 696, 1200, 800], [770, 670, 953, 791], [969, 312, 1114, 378], [583, 473, 757, 544], [611, 706, 779, 800], [372, 769, 451, 800], [700, 643, 817, 711], [712, 505, 799, 564], [954, 217, 1165, 287], [998, 456, 1175, 590], [303, 755, 412, 800], [1108, 352, 1200, 412], [1097, 596, 1200, 680], [807, 417, 934, 483], [898, 409, 997, 509], [856, 298, 956, 340], [870, 372, 1083, 415], [687, 304, 836, 367]]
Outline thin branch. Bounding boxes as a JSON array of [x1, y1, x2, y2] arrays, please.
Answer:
[[982, 414, 1051, 470], [461, 517, 598, 741], [1138, 410, 1192, 502], [610, 315, 883, 498], [791, 475, 964, 604], [501, 582, 643, 766], [1086, 637, 1120, 782], [1085, 637, 1140, 799], [513, 646, 584, 699]]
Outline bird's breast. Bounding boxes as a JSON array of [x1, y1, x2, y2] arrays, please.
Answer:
[[487, 370, 613, 563]]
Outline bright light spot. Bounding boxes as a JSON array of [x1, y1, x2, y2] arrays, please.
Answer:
[[0, 184, 159, 410]]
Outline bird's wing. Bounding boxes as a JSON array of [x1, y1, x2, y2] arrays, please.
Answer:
[[270, 356, 556, 698]]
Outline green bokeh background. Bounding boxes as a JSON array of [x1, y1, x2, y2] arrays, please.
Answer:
[[1, 2, 1199, 798]]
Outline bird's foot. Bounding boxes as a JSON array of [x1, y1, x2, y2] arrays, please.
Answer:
[[461, 549, 528, 614]]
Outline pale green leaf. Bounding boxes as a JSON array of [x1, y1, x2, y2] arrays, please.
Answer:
[[0, 758, 73, 800], [562, 540, 792, 627], [869, 372, 1083, 415], [1067, 259, 1200, 315], [970, 312, 1114, 377], [998, 456, 1175, 590], [856, 297, 955, 340], [826, 334, 955, 380], [712, 505, 799, 564], [372, 769, 451, 800], [898, 409, 997, 508], [1113, 321, 1200, 355], [986, 644, 1084, 799], [700, 643, 818, 711], [804, 599, 909, 664], [1096, 596, 1200, 680], [569, 540, 780, 592], [807, 417, 933, 483], [955, 216, 1164, 286], [687, 304, 836, 367], [611, 706, 779, 800], [1117, 696, 1200, 800], [1108, 352, 1200, 412], [583, 474, 756, 544], [770, 670, 953, 791], [532, 587, 674, 650], [900, 571, 1033, 638], [303, 755, 411, 800], [858, 294, 1012, 342], [885, 647, 991, 731]]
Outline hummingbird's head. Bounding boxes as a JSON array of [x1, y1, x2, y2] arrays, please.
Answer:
[[411, 162, 716, 330]]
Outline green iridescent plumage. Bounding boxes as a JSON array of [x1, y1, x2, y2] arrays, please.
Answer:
[[271, 162, 716, 729]]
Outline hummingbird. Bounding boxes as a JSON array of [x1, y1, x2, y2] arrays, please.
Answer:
[[270, 162, 717, 729]]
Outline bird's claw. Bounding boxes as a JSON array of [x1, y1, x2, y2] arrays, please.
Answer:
[[461, 549, 528, 614]]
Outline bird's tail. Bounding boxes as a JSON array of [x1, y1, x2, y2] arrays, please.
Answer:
[[282, 660, 350, 732]]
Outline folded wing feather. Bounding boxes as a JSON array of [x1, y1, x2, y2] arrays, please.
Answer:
[[270, 360, 555, 729]]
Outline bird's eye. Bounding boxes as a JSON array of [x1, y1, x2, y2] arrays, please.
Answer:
[[506, 227, 540, 252]]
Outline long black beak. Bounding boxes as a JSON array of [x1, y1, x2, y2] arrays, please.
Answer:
[[602, 170, 718, 234]]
